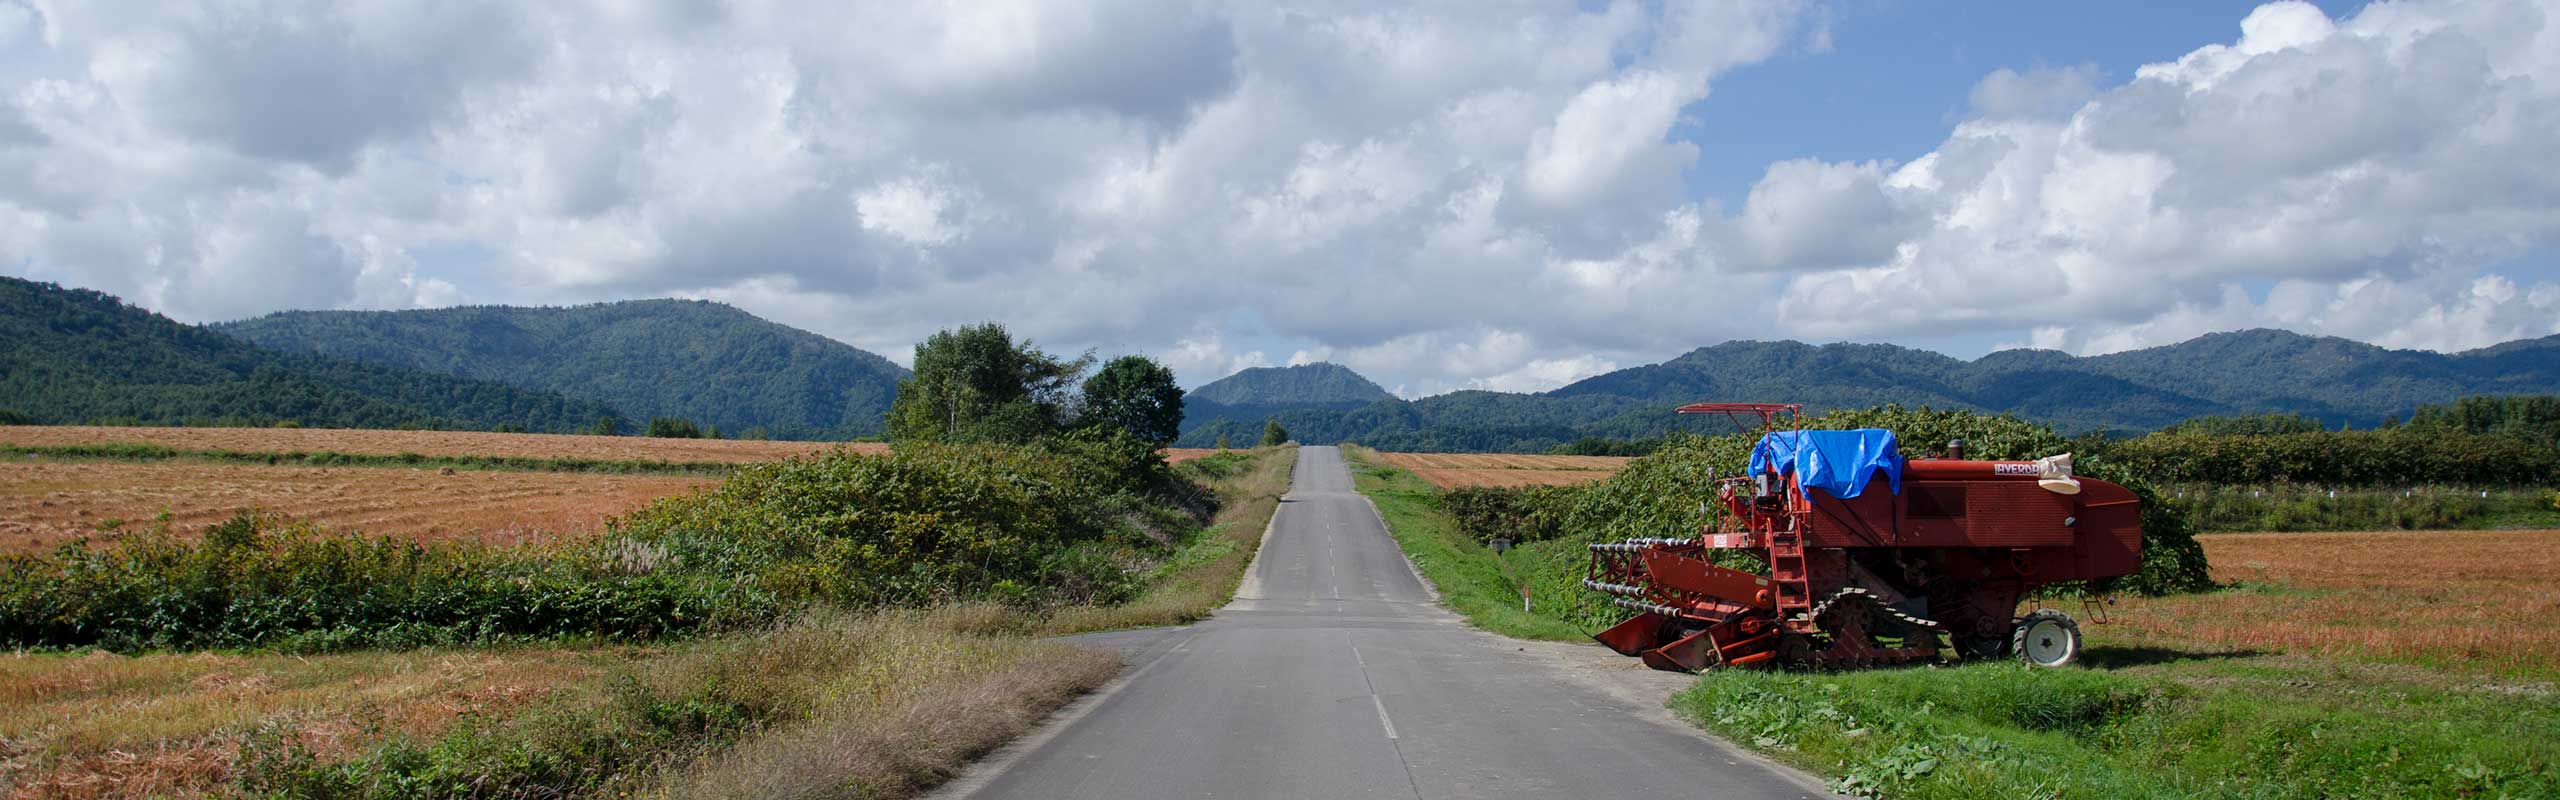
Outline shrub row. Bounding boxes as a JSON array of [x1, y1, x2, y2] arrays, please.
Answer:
[[0, 431, 1217, 651], [2097, 429, 2560, 487]]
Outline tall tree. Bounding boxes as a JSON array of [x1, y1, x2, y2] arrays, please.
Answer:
[[887, 323, 1089, 444], [1080, 356, 1185, 447], [1260, 418, 1289, 447]]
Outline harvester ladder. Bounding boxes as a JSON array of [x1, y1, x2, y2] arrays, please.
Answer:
[[1768, 516, 1812, 625]]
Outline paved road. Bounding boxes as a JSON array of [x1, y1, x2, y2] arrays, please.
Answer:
[[938, 446, 1826, 800]]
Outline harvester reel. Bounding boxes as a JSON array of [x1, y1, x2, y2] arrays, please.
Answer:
[[2012, 609, 2082, 668]]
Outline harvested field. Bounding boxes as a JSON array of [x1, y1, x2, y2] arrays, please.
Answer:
[[1162, 448, 1220, 464], [2110, 528, 2560, 677], [0, 425, 867, 464], [0, 646, 616, 799], [1375, 452, 1630, 489], [0, 461, 714, 554], [1, 426, 1218, 467]]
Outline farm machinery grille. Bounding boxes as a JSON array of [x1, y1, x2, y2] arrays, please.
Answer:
[[1583, 403, 2142, 672]]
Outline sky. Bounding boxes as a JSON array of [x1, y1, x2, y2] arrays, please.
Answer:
[[3, 0, 2557, 396]]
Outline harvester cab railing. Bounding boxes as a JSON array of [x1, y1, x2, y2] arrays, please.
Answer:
[[1584, 400, 2144, 673]]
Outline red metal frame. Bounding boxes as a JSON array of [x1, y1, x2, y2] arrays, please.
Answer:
[[1585, 398, 2145, 672], [1672, 402, 1802, 435]]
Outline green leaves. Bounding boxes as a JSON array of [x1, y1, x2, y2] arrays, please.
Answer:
[[1080, 355, 1186, 447]]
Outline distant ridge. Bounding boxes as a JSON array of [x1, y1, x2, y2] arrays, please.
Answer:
[[0, 277, 625, 432], [218, 300, 910, 439], [1187, 362, 1396, 408], [1172, 329, 2560, 451]]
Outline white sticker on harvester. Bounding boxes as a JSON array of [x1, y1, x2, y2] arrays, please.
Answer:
[[1993, 463, 2039, 475]]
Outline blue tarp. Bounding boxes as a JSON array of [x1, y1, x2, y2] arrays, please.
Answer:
[[1747, 429, 1904, 500]]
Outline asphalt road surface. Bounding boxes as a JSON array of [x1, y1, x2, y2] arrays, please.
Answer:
[[936, 446, 1828, 800]]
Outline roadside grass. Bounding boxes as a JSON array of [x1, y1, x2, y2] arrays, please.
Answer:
[[1345, 444, 2560, 799], [1673, 632, 2560, 799], [1340, 445, 1587, 641], [1040, 446, 1297, 635], [2, 442, 738, 476]]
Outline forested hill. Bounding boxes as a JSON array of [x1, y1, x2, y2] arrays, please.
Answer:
[[1186, 363, 1395, 407], [218, 300, 911, 439], [0, 278, 625, 432], [1172, 330, 2560, 451]]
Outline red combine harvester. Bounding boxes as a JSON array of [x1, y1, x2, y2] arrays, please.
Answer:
[[1585, 403, 2142, 671]]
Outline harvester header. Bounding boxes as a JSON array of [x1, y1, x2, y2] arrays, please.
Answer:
[[1585, 404, 2141, 671]]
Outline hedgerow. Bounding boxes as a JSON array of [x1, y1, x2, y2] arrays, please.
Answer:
[[0, 431, 1218, 651]]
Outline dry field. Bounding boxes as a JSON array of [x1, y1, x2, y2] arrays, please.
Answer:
[[0, 646, 615, 798], [2108, 528, 2560, 677], [0, 461, 714, 554], [1, 426, 1218, 466], [1162, 448, 1220, 464], [0, 611, 1115, 799], [1375, 452, 1632, 488], [0, 425, 870, 464]]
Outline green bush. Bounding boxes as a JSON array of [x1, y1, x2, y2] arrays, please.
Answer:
[[0, 513, 755, 651], [1438, 485, 1582, 545], [2100, 428, 2560, 486], [2155, 483, 2560, 532], [647, 417, 705, 438]]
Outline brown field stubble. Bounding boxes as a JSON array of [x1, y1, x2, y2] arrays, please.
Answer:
[[0, 647, 616, 799], [1375, 452, 1630, 489], [0, 425, 864, 463], [0, 461, 715, 554], [0, 426, 1215, 466], [2109, 528, 2560, 677], [0, 611, 1116, 800]]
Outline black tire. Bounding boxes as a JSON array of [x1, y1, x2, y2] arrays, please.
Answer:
[[1957, 633, 2010, 661], [2011, 609, 2081, 667]]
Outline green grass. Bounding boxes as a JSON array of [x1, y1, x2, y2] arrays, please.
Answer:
[[2, 442, 737, 476], [1674, 648, 2560, 799], [1341, 446, 1587, 641]]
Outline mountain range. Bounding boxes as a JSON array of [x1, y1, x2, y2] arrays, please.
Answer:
[[1170, 332, 2560, 450], [216, 300, 910, 439], [7, 276, 2554, 449], [0, 277, 622, 432]]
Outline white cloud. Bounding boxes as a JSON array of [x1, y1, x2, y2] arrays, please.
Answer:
[[1757, 0, 2560, 355], [1, 0, 2554, 400]]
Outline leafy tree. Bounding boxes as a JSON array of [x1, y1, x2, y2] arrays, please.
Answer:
[[2398, 394, 2560, 442], [1215, 433, 1232, 450], [1080, 356, 1185, 447], [592, 416, 619, 436], [887, 323, 1090, 444], [0, 409, 25, 425], [648, 417, 704, 438], [1259, 419, 1289, 447]]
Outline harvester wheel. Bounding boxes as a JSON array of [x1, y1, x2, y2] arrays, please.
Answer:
[[2011, 609, 2081, 668], [1957, 633, 2009, 661]]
